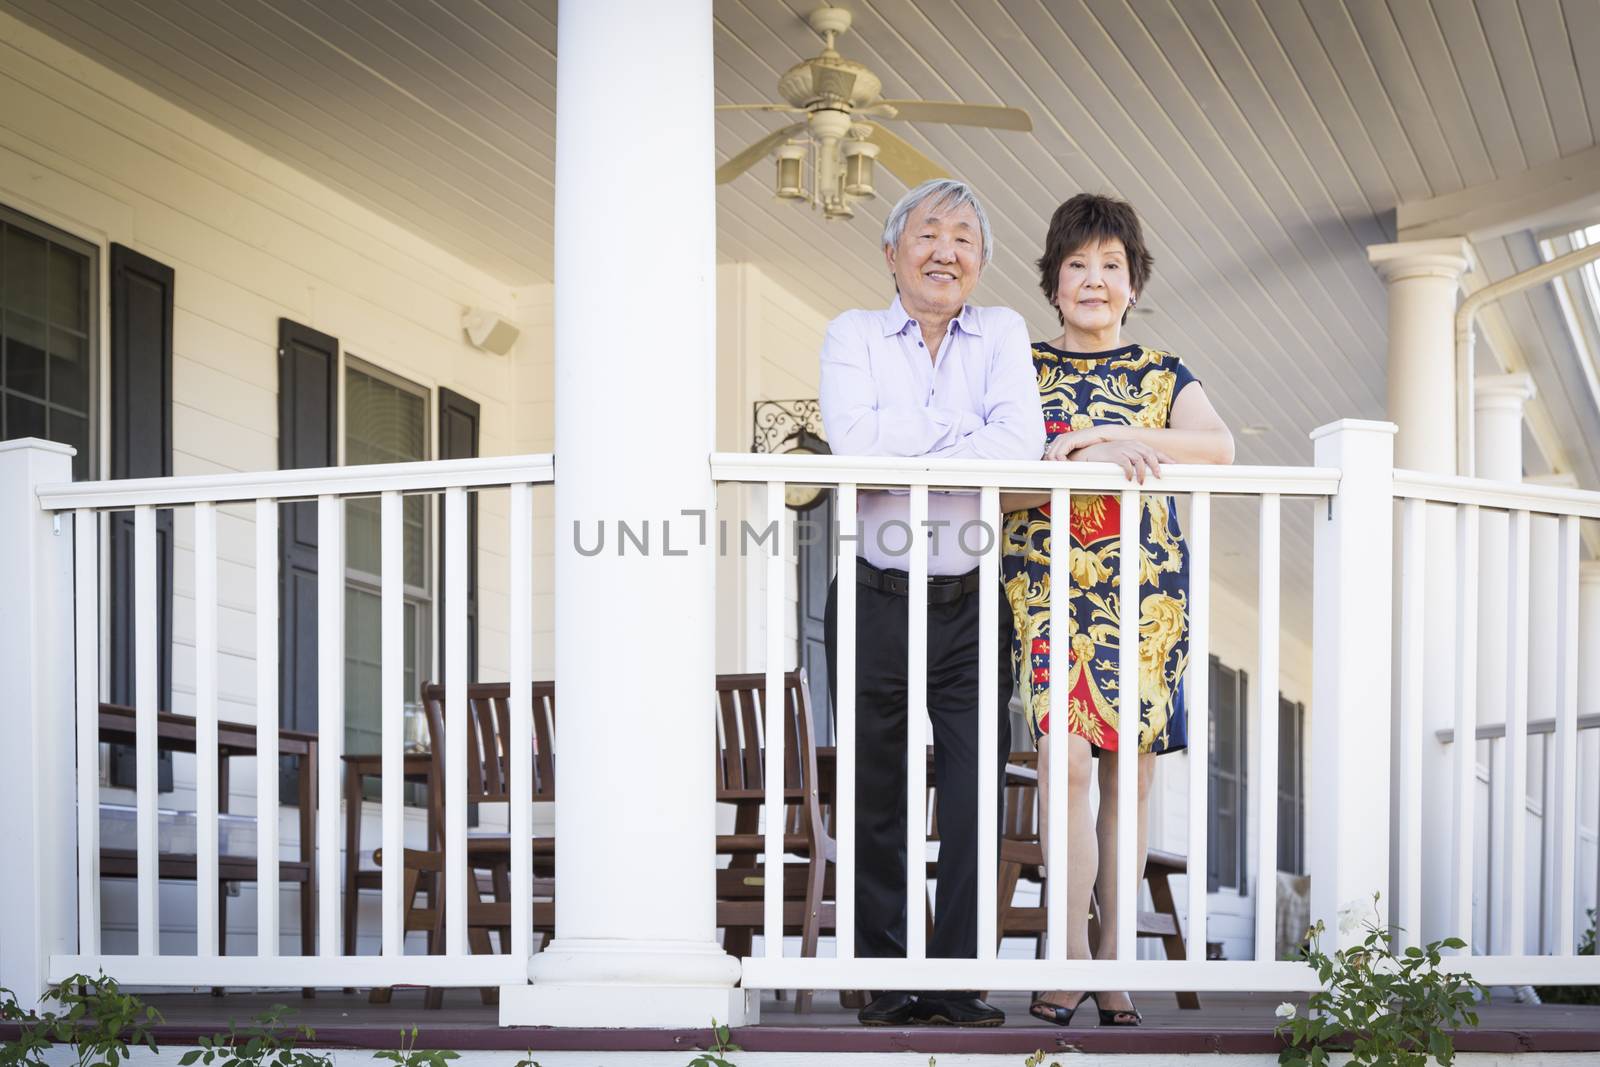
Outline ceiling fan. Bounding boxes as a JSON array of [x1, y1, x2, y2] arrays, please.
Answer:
[[716, 6, 1032, 220]]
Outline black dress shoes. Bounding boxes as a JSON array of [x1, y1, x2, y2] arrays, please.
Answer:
[[914, 993, 1006, 1027], [857, 990, 919, 1026]]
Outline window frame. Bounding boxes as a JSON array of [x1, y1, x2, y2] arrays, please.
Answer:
[[1276, 696, 1307, 877], [0, 202, 99, 479], [341, 354, 433, 761], [1207, 655, 1249, 895]]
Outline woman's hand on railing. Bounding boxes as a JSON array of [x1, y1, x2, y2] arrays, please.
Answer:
[[1054, 439, 1173, 484]]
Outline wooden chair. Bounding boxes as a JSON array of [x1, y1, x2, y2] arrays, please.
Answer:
[[96, 703, 318, 990], [373, 680, 557, 1007], [994, 756, 1201, 1009], [711, 670, 834, 1013]]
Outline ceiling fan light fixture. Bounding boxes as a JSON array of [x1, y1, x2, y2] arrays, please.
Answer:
[[841, 139, 879, 198], [774, 142, 808, 200]]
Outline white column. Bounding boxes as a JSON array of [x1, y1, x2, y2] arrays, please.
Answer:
[[1308, 420, 1397, 945], [1527, 473, 1573, 954], [501, 0, 742, 1028], [1580, 563, 1600, 933], [1472, 374, 1534, 955], [1368, 240, 1472, 474], [1368, 239, 1472, 947], [0, 440, 77, 1005]]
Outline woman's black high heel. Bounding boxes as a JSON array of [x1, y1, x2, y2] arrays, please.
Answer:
[[1028, 992, 1086, 1026], [1090, 991, 1142, 1026]]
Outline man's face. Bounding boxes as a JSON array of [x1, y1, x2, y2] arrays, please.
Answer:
[[884, 197, 983, 319]]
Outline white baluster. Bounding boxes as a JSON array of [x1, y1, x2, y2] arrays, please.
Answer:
[[1116, 487, 1139, 962], [1502, 510, 1531, 954], [1185, 493, 1210, 964], [1046, 488, 1069, 962], [1397, 497, 1426, 948], [509, 482, 535, 962], [1454, 505, 1481, 950], [1254, 494, 1280, 960], [444, 487, 467, 955], [194, 501, 219, 956], [74, 509, 101, 957], [763, 480, 785, 958], [254, 499, 280, 956], [834, 484, 857, 960], [907, 484, 929, 961], [317, 496, 345, 956], [1553, 515, 1580, 954], [135, 504, 158, 956], [380, 491, 404, 958], [976, 485, 999, 958]]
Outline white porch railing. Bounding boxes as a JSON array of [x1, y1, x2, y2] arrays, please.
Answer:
[[712, 438, 1345, 994], [715, 419, 1600, 993], [1391, 470, 1600, 985], [4, 418, 1600, 1010], [12, 448, 552, 992]]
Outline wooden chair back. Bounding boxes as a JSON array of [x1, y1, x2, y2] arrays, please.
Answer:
[[418, 681, 557, 833], [712, 669, 823, 844]]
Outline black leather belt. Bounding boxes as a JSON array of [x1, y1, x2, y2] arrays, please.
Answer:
[[856, 557, 982, 606]]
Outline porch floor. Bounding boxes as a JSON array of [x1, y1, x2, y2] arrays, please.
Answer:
[[108, 990, 1600, 1055]]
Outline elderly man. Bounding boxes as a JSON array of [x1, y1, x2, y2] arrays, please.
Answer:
[[820, 178, 1045, 1027]]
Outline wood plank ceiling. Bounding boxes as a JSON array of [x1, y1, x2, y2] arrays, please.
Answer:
[[6, 0, 1600, 631]]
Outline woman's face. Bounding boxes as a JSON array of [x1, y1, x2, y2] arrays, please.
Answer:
[[1054, 237, 1133, 340]]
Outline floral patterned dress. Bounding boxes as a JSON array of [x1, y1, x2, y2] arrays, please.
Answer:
[[1001, 341, 1196, 755]]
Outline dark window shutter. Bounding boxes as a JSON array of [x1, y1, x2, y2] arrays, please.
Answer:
[[438, 388, 480, 680], [278, 319, 338, 732], [1237, 669, 1250, 895], [107, 244, 174, 790]]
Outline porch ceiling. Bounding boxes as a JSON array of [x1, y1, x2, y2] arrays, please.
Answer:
[[6, 0, 1600, 627]]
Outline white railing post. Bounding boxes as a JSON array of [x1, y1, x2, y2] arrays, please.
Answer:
[[0, 440, 78, 1005], [1308, 420, 1397, 946]]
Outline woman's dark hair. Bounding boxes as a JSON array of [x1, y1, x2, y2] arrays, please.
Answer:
[[1036, 193, 1154, 325]]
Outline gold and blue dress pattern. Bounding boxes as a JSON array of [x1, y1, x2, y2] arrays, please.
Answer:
[[1001, 342, 1197, 754]]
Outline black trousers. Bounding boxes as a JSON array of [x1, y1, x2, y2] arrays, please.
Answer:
[[824, 563, 1012, 963]]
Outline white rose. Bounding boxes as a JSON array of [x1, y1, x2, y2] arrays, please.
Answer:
[[1275, 1002, 1297, 1020]]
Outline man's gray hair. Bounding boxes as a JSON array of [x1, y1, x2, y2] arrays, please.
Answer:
[[881, 178, 994, 268]]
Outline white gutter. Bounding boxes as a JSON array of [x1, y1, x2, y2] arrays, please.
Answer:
[[1456, 241, 1600, 476]]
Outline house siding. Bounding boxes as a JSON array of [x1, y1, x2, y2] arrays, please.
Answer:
[[0, 10, 522, 953]]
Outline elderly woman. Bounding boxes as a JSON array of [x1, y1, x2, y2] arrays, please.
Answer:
[[1000, 193, 1233, 1027]]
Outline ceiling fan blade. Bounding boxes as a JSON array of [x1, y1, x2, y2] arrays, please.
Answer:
[[716, 103, 806, 113], [870, 100, 1033, 132], [716, 123, 805, 185], [865, 125, 949, 187]]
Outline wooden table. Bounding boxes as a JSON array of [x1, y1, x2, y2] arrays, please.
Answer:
[[340, 751, 436, 957], [96, 703, 319, 966]]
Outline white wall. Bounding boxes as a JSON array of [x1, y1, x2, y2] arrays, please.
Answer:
[[0, 9, 533, 954]]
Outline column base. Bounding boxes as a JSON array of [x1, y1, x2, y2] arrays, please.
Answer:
[[502, 938, 748, 1028]]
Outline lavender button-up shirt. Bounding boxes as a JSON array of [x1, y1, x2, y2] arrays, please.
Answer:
[[819, 296, 1046, 575]]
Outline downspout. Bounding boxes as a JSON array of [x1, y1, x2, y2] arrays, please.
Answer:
[[1456, 241, 1600, 476]]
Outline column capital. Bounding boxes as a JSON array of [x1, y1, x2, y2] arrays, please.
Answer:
[[1368, 238, 1473, 284], [1474, 372, 1537, 413]]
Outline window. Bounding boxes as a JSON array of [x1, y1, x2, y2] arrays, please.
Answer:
[[1540, 225, 1600, 435], [343, 359, 430, 759], [1277, 697, 1307, 876], [0, 205, 95, 478], [1207, 656, 1248, 893]]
